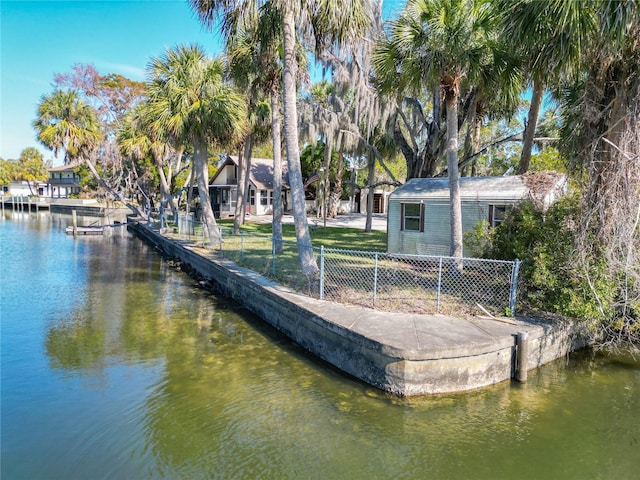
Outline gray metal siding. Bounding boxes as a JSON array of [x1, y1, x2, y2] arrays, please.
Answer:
[[387, 201, 402, 253], [388, 198, 519, 255]]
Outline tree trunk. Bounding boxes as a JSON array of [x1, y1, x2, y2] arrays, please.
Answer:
[[321, 133, 333, 221], [518, 78, 544, 174], [328, 146, 344, 218], [184, 166, 194, 214], [233, 140, 250, 234], [171, 147, 184, 187], [154, 154, 178, 220], [364, 152, 375, 233], [470, 111, 481, 177], [445, 93, 463, 259], [81, 154, 145, 219], [462, 94, 478, 177], [193, 136, 220, 243], [282, 9, 317, 276], [166, 146, 184, 218], [241, 139, 253, 225], [270, 88, 284, 254]]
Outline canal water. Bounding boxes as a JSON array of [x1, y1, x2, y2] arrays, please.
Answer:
[[1, 212, 639, 479]]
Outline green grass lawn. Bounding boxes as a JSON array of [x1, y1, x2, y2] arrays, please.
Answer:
[[169, 219, 511, 316], [217, 219, 388, 252]]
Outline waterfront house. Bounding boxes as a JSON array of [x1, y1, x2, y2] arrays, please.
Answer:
[[48, 164, 82, 198], [357, 186, 393, 215], [387, 172, 567, 256], [1, 180, 52, 197], [209, 155, 290, 218]]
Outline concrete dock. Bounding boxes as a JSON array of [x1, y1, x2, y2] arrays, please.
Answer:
[[129, 222, 590, 396]]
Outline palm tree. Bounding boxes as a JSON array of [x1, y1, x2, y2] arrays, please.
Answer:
[[34, 89, 148, 216], [118, 103, 179, 220], [383, 0, 496, 258], [226, 29, 278, 235], [498, 0, 595, 174], [145, 44, 246, 242], [190, 0, 375, 276], [33, 90, 103, 165], [33, 89, 111, 192]]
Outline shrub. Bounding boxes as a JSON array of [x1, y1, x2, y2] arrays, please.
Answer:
[[484, 196, 617, 327]]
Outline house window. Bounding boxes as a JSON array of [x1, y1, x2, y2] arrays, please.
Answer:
[[260, 190, 269, 206], [401, 203, 424, 232], [248, 189, 255, 206], [488, 205, 509, 227]]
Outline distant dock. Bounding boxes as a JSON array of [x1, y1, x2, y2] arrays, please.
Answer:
[[1, 196, 50, 213], [65, 225, 104, 235], [2, 196, 131, 221]]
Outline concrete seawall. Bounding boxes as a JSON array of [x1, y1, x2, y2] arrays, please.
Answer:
[[129, 223, 591, 396]]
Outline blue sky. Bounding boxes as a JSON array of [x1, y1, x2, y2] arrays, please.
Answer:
[[1, 0, 227, 164], [1, 0, 405, 165]]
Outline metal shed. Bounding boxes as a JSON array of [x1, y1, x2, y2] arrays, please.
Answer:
[[387, 173, 567, 256]]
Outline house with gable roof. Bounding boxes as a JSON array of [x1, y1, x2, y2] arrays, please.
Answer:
[[48, 163, 82, 198], [209, 155, 290, 218]]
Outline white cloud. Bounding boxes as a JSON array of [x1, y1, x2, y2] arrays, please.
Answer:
[[97, 62, 146, 81]]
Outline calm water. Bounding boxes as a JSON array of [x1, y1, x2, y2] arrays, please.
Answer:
[[1, 211, 639, 480]]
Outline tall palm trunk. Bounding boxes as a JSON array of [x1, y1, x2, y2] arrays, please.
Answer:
[[270, 89, 284, 253], [241, 138, 253, 224], [233, 139, 250, 234], [193, 136, 220, 243], [518, 78, 544, 174], [445, 92, 463, 259], [282, 8, 317, 276]]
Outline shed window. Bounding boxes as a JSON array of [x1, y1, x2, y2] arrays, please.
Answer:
[[489, 204, 509, 227], [401, 203, 424, 232], [260, 190, 269, 206]]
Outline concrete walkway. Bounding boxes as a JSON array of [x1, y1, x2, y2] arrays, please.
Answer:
[[249, 212, 388, 231], [130, 223, 589, 396]]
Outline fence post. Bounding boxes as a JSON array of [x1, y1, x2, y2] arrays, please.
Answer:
[[509, 259, 521, 315], [436, 256, 443, 313], [373, 252, 378, 308], [240, 230, 244, 261], [319, 246, 325, 300]]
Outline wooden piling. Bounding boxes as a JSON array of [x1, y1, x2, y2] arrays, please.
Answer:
[[72, 210, 78, 236], [515, 331, 529, 382]]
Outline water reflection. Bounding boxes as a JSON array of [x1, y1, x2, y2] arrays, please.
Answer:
[[2, 212, 639, 480]]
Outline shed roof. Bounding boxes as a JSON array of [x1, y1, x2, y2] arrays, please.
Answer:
[[390, 173, 566, 203]]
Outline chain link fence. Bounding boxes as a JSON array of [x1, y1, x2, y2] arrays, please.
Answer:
[[164, 215, 520, 316]]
